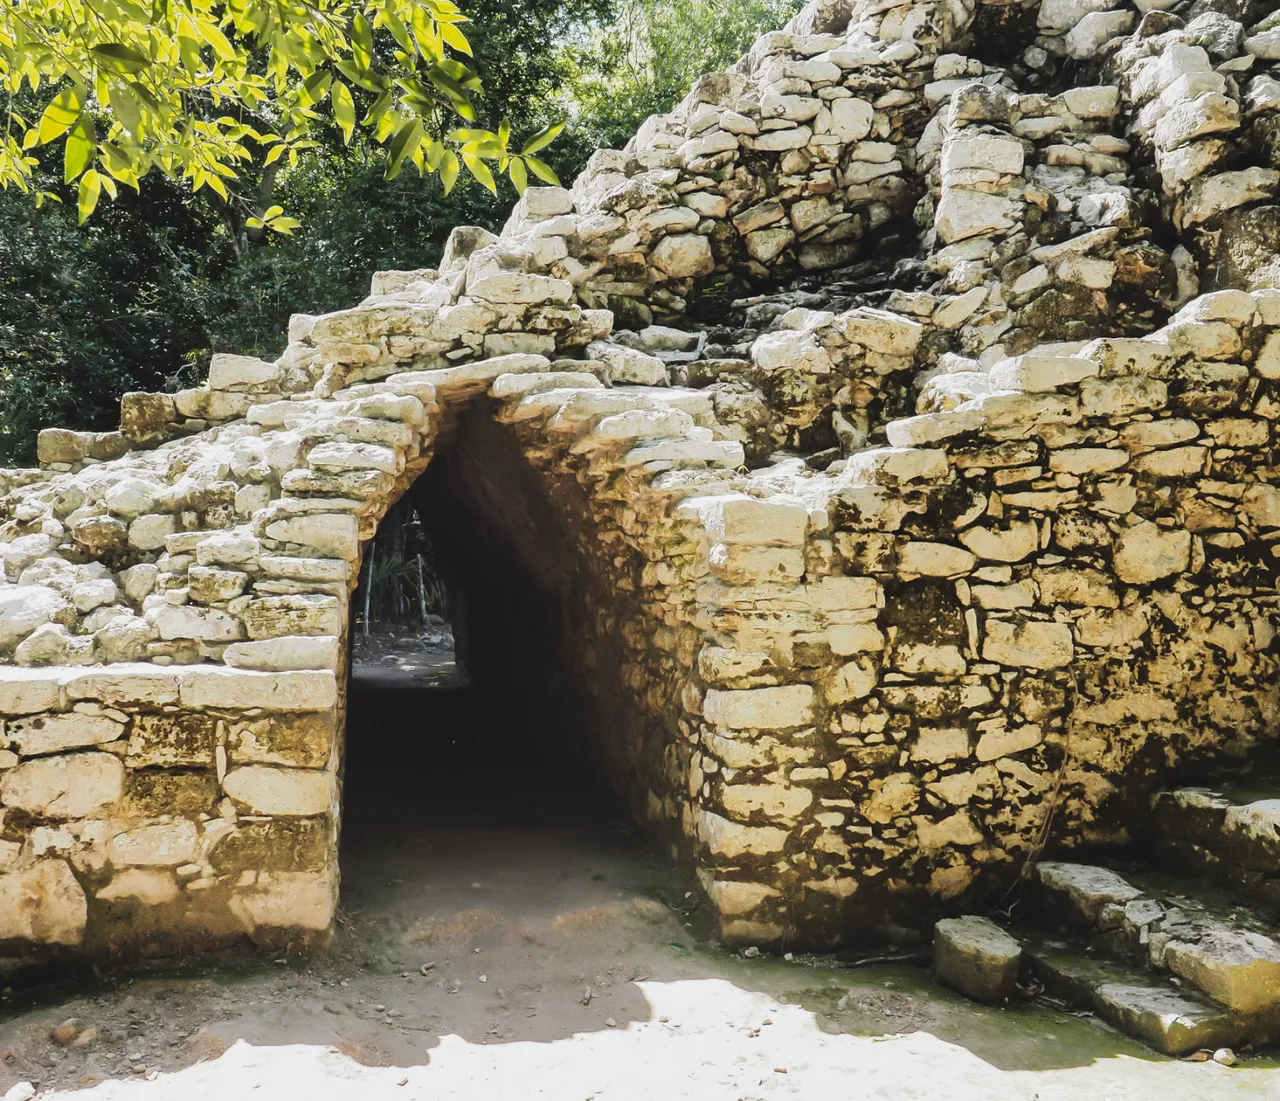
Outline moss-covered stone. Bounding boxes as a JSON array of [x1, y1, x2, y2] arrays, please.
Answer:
[[123, 770, 219, 817], [227, 711, 334, 769], [126, 712, 218, 768], [208, 816, 330, 876]]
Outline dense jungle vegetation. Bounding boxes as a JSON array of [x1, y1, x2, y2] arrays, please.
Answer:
[[0, 0, 802, 464]]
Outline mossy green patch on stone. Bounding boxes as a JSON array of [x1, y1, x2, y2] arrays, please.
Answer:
[[228, 712, 333, 769], [126, 712, 217, 768], [208, 816, 330, 876], [123, 770, 219, 816]]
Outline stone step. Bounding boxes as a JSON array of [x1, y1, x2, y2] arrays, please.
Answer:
[[1149, 782, 1280, 912], [1032, 861, 1280, 1018], [1022, 936, 1254, 1056]]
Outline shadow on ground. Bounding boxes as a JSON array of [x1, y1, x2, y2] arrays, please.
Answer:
[[0, 673, 1276, 1098]]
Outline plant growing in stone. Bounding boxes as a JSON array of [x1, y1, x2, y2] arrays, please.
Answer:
[[0, 0, 564, 222]]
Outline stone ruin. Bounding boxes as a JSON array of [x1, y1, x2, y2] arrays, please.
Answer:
[[4, 0, 1280, 1055]]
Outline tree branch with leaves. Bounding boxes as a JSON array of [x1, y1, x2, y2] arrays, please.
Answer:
[[0, 0, 564, 224]]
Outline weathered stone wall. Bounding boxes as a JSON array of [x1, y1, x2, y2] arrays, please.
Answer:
[[3, 0, 1280, 963]]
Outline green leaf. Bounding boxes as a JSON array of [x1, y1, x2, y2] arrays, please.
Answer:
[[352, 13, 375, 59], [509, 156, 528, 195], [385, 119, 424, 180], [269, 216, 301, 234], [440, 22, 472, 56], [462, 153, 496, 195], [333, 81, 355, 142], [89, 43, 151, 75], [301, 70, 332, 106], [78, 169, 102, 222], [262, 205, 284, 220], [362, 90, 393, 127], [440, 151, 459, 195], [198, 19, 236, 62], [522, 122, 565, 156], [108, 83, 142, 136], [38, 88, 83, 145], [524, 155, 560, 186], [63, 113, 96, 183]]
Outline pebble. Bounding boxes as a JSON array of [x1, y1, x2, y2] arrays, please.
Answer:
[[50, 1018, 79, 1046], [1213, 1048, 1238, 1066], [3, 1085, 35, 1101]]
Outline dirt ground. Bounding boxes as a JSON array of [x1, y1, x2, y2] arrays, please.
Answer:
[[0, 647, 1278, 1100]]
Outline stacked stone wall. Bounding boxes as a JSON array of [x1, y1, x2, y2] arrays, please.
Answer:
[[3, 0, 1280, 960]]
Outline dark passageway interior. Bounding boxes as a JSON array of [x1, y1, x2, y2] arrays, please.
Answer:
[[339, 406, 636, 917]]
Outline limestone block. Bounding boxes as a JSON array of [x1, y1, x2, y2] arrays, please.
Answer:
[[831, 308, 925, 357], [680, 494, 809, 547], [651, 234, 715, 279], [263, 513, 360, 560], [1112, 522, 1191, 583], [224, 636, 340, 672], [0, 860, 87, 944], [1163, 931, 1280, 1015], [0, 586, 73, 652], [128, 513, 177, 552], [822, 658, 877, 704], [1080, 376, 1167, 418], [721, 783, 813, 821], [751, 330, 834, 375], [934, 916, 1022, 1003], [1182, 169, 1280, 227], [1036, 862, 1142, 924], [228, 711, 334, 769], [1, 752, 124, 818], [975, 724, 1043, 761], [845, 447, 948, 487], [222, 766, 336, 816], [0, 668, 66, 714], [228, 869, 337, 931], [987, 355, 1097, 393], [935, 191, 1020, 244], [709, 543, 805, 584], [307, 441, 402, 475], [242, 594, 341, 640], [745, 226, 796, 262], [179, 668, 338, 712], [704, 880, 780, 917], [898, 542, 977, 577], [911, 727, 970, 763], [7, 711, 124, 756], [467, 273, 573, 305], [704, 685, 815, 729], [187, 566, 249, 603], [147, 604, 244, 643], [1064, 11, 1134, 60], [102, 477, 163, 518], [860, 773, 920, 824], [584, 342, 668, 386], [126, 712, 217, 768], [108, 820, 199, 867], [96, 868, 180, 905], [958, 521, 1038, 563], [941, 135, 1024, 178], [983, 619, 1073, 670], [827, 98, 873, 142], [698, 810, 790, 858], [1048, 448, 1129, 475], [808, 576, 880, 610], [1242, 484, 1280, 527], [1036, 568, 1118, 608]]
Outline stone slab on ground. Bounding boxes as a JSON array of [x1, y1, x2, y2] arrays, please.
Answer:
[[933, 915, 1022, 1003]]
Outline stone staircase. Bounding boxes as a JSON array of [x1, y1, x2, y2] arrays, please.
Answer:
[[935, 769, 1280, 1057], [1148, 773, 1280, 915], [1021, 859, 1280, 1056]]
